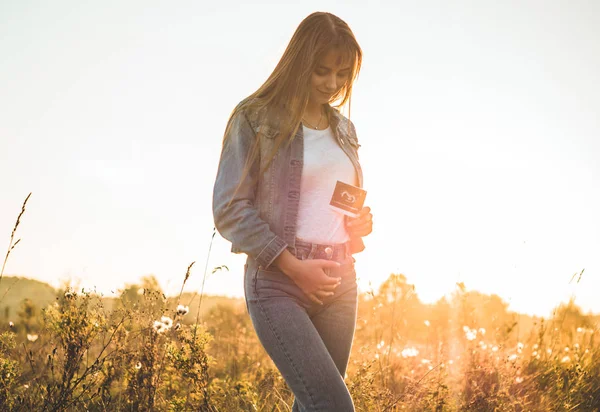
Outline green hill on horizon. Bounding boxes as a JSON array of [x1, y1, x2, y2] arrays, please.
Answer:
[[0, 276, 57, 321], [0, 275, 245, 324]]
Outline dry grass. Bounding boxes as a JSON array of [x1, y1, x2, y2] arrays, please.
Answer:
[[1, 194, 599, 411]]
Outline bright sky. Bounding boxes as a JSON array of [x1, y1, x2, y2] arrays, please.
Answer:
[[1, 1, 598, 317]]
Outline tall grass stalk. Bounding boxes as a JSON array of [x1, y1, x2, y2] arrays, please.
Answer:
[[0, 192, 31, 288], [194, 227, 216, 329]]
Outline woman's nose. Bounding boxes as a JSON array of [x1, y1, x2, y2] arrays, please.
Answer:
[[325, 74, 338, 90]]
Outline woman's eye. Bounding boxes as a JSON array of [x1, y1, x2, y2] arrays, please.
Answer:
[[314, 70, 350, 77]]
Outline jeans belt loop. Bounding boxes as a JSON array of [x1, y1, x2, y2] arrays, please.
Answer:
[[324, 246, 333, 260], [308, 243, 317, 260]]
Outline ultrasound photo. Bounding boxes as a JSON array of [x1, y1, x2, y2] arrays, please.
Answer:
[[329, 180, 367, 217]]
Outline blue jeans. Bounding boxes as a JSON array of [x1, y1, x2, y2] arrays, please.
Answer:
[[244, 241, 358, 411]]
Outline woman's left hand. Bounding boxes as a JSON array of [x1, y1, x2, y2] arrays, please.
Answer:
[[345, 206, 373, 237]]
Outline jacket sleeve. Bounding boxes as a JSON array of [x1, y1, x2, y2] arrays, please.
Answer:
[[212, 110, 288, 269]]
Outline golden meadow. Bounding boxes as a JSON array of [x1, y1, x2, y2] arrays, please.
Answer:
[[1, 194, 599, 411]]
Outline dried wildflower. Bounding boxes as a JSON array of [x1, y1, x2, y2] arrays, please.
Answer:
[[27, 334, 38, 342], [561, 355, 571, 363], [515, 376, 524, 384], [176, 305, 189, 316], [492, 346, 499, 352], [8, 321, 14, 328], [153, 321, 166, 334], [478, 327, 486, 336], [135, 361, 142, 370], [160, 316, 173, 329], [401, 347, 419, 358], [508, 354, 518, 362], [64, 290, 75, 299], [424, 320, 430, 327], [465, 328, 477, 341]]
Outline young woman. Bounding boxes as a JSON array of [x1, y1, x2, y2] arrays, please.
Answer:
[[213, 12, 373, 411]]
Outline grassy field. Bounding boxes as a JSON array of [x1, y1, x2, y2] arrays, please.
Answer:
[[0, 271, 598, 411], [1, 196, 599, 411]]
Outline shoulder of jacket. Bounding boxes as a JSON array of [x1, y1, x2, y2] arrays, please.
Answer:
[[233, 99, 283, 134], [329, 108, 358, 141]]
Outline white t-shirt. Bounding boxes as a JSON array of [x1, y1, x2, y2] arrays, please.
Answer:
[[296, 125, 357, 244]]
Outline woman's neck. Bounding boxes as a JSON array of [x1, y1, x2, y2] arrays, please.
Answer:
[[302, 103, 329, 130], [303, 102, 324, 119]]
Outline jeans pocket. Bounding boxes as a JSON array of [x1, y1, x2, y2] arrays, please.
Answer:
[[293, 243, 313, 260], [330, 256, 357, 280], [255, 268, 296, 289]]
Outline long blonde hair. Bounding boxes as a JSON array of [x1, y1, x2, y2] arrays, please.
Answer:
[[223, 12, 362, 199]]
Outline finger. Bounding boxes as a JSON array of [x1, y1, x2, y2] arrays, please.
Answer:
[[347, 212, 372, 227], [322, 273, 343, 284], [314, 290, 335, 299], [359, 206, 371, 217], [349, 228, 372, 237], [320, 283, 340, 292], [348, 228, 371, 237], [350, 220, 372, 230], [315, 259, 342, 271], [348, 221, 373, 234], [308, 294, 324, 305], [346, 217, 358, 227], [351, 229, 371, 237]]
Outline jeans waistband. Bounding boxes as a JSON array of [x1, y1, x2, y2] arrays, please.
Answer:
[[292, 238, 351, 263]]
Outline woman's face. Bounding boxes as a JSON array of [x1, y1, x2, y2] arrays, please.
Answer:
[[308, 49, 352, 106]]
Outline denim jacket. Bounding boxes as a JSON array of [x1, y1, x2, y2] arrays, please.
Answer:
[[212, 103, 364, 270]]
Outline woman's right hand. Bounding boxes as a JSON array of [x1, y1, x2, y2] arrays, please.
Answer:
[[274, 250, 342, 305]]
